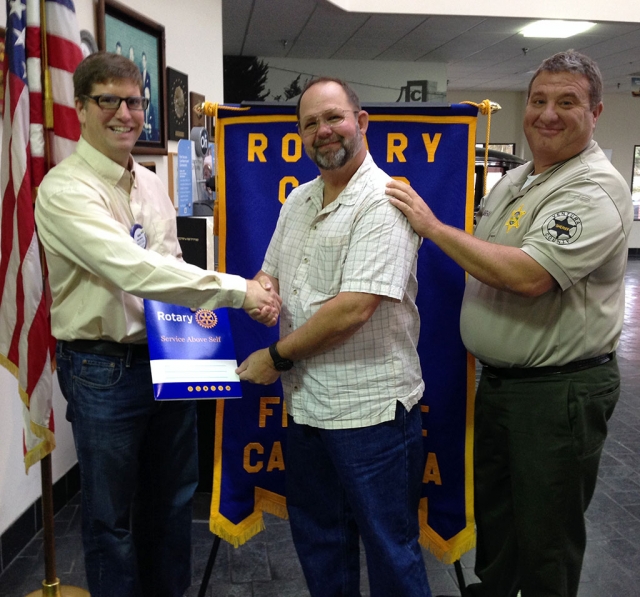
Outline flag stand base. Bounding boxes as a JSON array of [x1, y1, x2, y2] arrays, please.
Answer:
[[25, 578, 90, 597]]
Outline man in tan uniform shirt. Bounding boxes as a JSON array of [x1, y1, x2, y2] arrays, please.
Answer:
[[387, 50, 632, 597]]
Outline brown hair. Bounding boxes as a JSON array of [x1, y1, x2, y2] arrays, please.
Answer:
[[74, 52, 143, 104]]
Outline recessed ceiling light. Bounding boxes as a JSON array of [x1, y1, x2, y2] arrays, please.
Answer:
[[520, 20, 596, 38]]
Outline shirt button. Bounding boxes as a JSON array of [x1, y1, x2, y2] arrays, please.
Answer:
[[303, 258, 309, 263], [293, 289, 298, 295]]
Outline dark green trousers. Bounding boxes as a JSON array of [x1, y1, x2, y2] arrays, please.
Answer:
[[466, 357, 620, 597]]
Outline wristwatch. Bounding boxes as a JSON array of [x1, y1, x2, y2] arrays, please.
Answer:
[[269, 342, 294, 371]]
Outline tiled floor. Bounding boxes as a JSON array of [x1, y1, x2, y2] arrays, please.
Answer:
[[2, 258, 640, 597]]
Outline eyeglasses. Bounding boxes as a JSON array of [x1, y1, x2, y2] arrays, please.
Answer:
[[83, 94, 149, 111], [299, 108, 359, 136]]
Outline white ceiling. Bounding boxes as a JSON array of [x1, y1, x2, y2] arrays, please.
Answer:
[[222, 0, 640, 93]]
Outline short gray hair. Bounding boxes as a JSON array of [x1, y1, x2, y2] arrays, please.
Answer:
[[527, 50, 602, 109]]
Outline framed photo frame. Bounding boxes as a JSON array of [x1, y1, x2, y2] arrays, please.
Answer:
[[167, 67, 189, 141], [190, 91, 205, 130], [632, 145, 640, 221], [97, 0, 167, 155]]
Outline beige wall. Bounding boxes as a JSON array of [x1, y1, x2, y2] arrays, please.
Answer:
[[261, 57, 447, 102]]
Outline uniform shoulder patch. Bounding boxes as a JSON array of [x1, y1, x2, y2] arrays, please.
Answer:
[[542, 211, 582, 244]]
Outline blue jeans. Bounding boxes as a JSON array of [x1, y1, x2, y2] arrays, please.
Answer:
[[286, 402, 431, 597], [56, 341, 199, 597]]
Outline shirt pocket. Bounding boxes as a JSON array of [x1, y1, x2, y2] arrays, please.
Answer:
[[310, 234, 350, 296]]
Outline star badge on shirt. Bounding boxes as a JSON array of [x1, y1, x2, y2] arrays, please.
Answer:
[[505, 204, 527, 232]]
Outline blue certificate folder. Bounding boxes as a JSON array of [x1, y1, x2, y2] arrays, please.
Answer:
[[143, 300, 242, 400]]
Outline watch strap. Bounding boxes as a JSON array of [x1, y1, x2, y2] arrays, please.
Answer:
[[269, 341, 294, 371]]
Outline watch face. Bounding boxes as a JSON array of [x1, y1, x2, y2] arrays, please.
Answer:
[[167, 67, 189, 140], [269, 343, 294, 371], [274, 360, 293, 372]]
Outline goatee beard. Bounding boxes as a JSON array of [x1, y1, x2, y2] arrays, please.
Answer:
[[310, 130, 362, 171], [314, 145, 348, 170]]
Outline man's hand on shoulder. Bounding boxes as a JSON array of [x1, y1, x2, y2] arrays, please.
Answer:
[[236, 348, 281, 385], [385, 179, 442, 239], [243, 277, 282, 327]]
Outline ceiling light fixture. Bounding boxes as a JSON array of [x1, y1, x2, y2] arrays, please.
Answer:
[[520, 20, 596, 38]]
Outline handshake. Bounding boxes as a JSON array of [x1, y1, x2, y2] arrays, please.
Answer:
[[242, 275, 282, 327]]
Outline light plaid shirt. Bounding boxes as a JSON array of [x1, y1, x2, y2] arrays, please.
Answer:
[[262, 153, 424, 429]]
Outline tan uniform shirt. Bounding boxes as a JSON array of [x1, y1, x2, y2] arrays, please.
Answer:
[[35, 138, 247, 343], [461, 141, 633, 368]]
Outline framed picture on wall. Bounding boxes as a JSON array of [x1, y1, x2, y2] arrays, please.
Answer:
[[632, 145, 640, 221], [96, 0, 167, 155], [190, 91, 205, 130], [167, 67, 189, 141]]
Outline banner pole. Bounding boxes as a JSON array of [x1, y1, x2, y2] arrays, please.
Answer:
[[197, 535, 222, 597]]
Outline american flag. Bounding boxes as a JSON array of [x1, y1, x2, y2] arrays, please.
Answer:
[[0, 0, 82, 471]]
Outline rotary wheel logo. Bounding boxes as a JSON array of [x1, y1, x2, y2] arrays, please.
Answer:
[[542, 211, 582, 245], [195, 309, 218, 329]]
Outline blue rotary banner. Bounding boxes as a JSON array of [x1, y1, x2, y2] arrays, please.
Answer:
[[210, 102, 477, 562]]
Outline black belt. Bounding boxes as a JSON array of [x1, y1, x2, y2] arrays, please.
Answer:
[[63, 339, 149, 360], [483, 352, 614, 379]]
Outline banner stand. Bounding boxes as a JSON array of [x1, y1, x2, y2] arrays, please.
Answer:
[[197, 535, 221, 597], [454, 560, 469, 596]]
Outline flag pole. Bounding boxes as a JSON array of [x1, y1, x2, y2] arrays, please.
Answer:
[[24, 1, 88, 596], [24, 456, 88, 597]]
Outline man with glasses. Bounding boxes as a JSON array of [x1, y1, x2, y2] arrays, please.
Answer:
[[35, 52, 281, 597], [236, 77, 436, 597]]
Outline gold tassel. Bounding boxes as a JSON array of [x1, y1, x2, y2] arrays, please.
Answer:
[[460, 99, 502, 197]]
